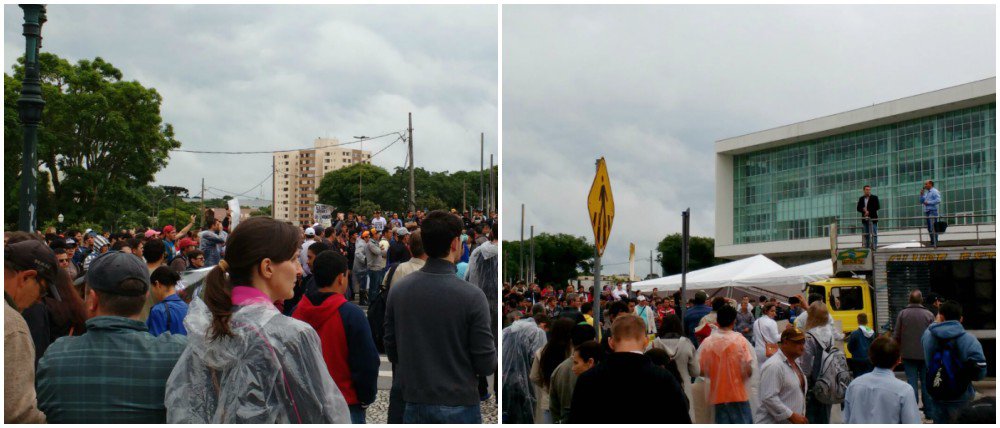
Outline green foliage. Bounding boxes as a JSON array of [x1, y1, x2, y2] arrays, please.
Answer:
[[156, 207, 198, 229], [502, 233, 595, 286], [250, 206, 272, 217], [4, 53, 180, 228], [315, 163, 499, 215], [355, 200, 382, 220], [656, 233, 725, 275]]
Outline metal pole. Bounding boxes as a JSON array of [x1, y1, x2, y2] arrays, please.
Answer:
[[479, 132, 484, 212], [529, 225, 535, 283], [650, 249, 653, 277], [408, 113, 415, 213], [200, 178, 205, 227], [520, 203, 525, 282], [488, 154, 494, 214], [680, 208, 690, 332], [593, 245, 602, 338], [17, 5, 46, 232]]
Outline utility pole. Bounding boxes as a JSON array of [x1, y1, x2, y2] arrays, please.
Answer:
[[408, 113, 416, 213], [520, 203, 525, 282], [479, 133, 484, 212], [488, 154, 494, 214], [530, 225, 535, 283], [650, 249, 653, 277], [200, 178, 205, 227], [462, 179, 467, 215], [16, 5, 46, 232], [354, 135, 368, 207]]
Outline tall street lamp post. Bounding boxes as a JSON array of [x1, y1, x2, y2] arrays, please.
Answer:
[[17, 4, 47, 232]]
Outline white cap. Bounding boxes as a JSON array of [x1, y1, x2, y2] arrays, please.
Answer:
[[304, 227, 316, 236], [637, 295, 647, 302]]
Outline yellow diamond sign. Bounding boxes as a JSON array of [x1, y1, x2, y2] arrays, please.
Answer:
[[588, 157, 614, 257]]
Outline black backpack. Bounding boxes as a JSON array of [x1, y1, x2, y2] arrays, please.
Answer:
[[367, 263, 400, 353]]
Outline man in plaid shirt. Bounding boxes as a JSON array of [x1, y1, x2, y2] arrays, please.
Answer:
[[36, 251, 187, 423]]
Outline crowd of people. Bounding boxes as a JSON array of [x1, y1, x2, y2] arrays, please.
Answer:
[[501, 281, 991, 424], [5, 207, 498, 424]]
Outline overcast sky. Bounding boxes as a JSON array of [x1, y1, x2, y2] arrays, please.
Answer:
[[5, 4, 497, 207], [502, 5, 995, 275]]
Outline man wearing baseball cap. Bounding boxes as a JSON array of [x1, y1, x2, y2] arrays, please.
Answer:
[[161, 215, 196, 266], [754, 327, 808, 423], [169, 237, 199, 273], [4, 240, 57, 423], [35, 251, 187, 423], [387, 226, 412, 266]]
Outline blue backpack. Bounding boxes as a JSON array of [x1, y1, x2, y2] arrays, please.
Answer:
[[926, 337, 967, 401]]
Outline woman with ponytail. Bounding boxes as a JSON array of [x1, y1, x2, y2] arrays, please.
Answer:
[[164, 217, 350, 423]]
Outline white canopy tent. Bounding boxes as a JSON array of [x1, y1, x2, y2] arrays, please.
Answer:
[[734, 259, 832, 289], [632, 254, 785, 292]]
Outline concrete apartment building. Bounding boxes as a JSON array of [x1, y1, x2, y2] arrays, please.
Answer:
[[716, 78, 996, 265], [272, 138, 371, 226]]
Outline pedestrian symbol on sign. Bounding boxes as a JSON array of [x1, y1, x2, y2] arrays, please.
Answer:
[[587, 157, 615, 256]]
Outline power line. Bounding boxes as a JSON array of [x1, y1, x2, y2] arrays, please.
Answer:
[[171, 131, 405, 155]]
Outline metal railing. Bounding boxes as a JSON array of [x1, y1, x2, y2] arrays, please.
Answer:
[[833, 213, 996, 250]]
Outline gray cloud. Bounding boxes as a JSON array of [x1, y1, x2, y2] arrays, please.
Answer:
[[5, 4, 497, 206], [502, 5, 995, 275]]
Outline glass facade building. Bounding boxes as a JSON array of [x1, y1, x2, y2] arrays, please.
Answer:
[[731, 103, 996, 245]]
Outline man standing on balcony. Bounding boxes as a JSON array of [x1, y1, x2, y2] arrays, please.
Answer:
[[920, 180, 942, 246], [857, 185, 880, 249]]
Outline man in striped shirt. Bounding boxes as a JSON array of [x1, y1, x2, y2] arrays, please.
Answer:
[[36, 251, 187, 423]]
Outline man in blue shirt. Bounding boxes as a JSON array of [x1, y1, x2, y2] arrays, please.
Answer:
[[683, 290, 711, 347], [920, 180, 942, 246], [844, 336, 922, 423], [147, 266, 188, 336]]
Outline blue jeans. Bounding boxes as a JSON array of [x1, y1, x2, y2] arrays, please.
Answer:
[[403, 402, 481, 424], [925, 209, 939, 246], [862, 219, 878, 249], [932, 400, 968, 424], [714, 401, 752, 424], [902, 358, 933, 418], [354, 270, 368, 299], [349, 405, 366, 424], [367, 269, 385, 301]]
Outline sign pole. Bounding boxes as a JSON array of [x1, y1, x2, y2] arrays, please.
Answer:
[[592, 245, 601, 338], [680, 208, 690, 333]]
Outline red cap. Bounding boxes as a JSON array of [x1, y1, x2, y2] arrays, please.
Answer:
[[178, 238, 197, 250], [163, 225, 176, 234]]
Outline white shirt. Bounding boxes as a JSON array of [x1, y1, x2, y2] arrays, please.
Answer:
[[752, 315, 781, 366], [754, 350, 807, 423], [612, 288, 628, 300]]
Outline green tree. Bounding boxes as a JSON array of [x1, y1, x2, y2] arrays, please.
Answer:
[[355, 200, 382, 220], [4, 54, 181, 228], [503, 233, 594, 287], [315, 163, 391, 212], [250, 205, 272, 217], [656, 233, 725, 275]]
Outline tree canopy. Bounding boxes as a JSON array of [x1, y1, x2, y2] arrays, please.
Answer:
[[5, 53, 180, 228], [503, 233, 594, 287], [656, 233, 725, 275], [316, 163, 499, 214]]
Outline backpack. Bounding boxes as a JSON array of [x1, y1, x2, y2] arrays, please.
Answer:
[[367, 263, 400, 354], [807, 332, 853, 404], [926, 337, 968, 401]]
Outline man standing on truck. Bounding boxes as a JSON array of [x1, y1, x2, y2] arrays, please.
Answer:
[[920, 180, 941, 246], [894, 290, 935, 420], [921, 301, 988, 424], [857, 185, 880, 249]]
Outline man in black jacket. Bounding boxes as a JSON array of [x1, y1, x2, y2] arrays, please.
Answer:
[[384, 210, 496, 424], [857, 185, 880, 249], [568, 314, 691, 424]]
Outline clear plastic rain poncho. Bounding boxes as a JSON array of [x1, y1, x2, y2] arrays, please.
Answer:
[[692, 329, 759, 422], [501, 317, 547, 424], [164, 297, 351, 423]]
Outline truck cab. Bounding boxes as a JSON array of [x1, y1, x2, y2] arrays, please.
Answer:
[[807, 277, 874, 337]]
